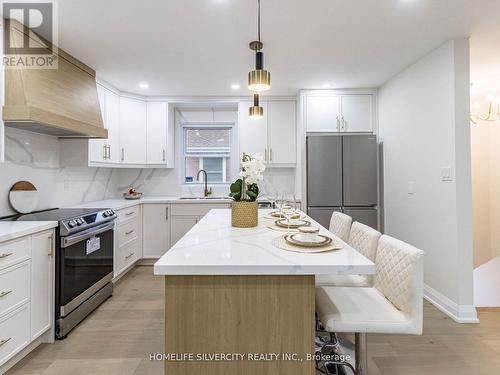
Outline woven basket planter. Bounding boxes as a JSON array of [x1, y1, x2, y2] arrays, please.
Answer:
[[231, 201, 258, 228]]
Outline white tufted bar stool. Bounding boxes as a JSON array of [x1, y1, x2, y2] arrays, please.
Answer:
[[328, 211, 352, 242], [316, 235, 424, 374], [316, 222, 381, 287]]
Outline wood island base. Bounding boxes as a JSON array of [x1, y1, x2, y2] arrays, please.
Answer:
[[164, 275, 315, 375]]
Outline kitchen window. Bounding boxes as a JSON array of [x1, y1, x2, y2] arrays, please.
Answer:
[[183, 125, 235, 184]]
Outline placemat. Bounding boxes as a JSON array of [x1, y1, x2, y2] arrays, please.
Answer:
[[272, 235, 344, 253], [266, 223, 301, 232]]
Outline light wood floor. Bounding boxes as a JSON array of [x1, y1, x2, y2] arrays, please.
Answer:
[[7, 266, 500, 375]]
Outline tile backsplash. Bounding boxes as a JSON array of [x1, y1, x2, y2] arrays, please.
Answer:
[[0, 128, 120, 217]]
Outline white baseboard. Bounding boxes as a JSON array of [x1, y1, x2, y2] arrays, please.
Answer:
[[424, 284, 479, 324]]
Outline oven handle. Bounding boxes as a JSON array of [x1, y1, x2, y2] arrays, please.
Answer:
[[61, 221, 115, 248]]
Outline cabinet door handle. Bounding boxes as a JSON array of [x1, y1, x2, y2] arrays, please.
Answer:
[[125, 252, 135, 259], [103, 145, 107, 160], [165, 207, 169, 221], [264, 148, 268, 162], [0, 290, 12, 298], [195, 218, 199, 224], [107, 145, 111, 160], [341, 116, 346, 131], [48, 234, 54, 256], [163, 149, 166, 162], [336, 116, 340, 131], [0, 338, 12, 347], [125, 230, 134, 235], [0, 253, 13, 259], [270, 148, 273, 162], [125, 211, 134, 216], [121, 148, 125, 161]]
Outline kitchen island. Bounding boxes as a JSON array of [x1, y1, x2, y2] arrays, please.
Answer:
[[154, 209, 375, 375]]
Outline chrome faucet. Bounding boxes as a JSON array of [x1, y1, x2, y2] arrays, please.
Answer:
[[197, 169, 212, 197]]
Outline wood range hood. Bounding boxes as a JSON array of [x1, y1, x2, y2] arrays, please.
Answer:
[[3, 19, 107, 138]]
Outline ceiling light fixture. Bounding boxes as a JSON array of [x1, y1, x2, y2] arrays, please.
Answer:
[[249, 94, 264, 119], [248, 0, 270, 93], [139, 82, 149, 89], [231, 83, 241, 90]]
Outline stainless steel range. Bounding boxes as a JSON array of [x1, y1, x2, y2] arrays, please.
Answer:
[[1, 207, 116, 339]]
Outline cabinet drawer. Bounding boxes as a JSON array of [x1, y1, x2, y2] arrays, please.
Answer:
[[0, 236, 30, 271], [118, 240, 139, 274], [0, 304, 30, 366], [0, 262, 30, 318], [170, 203, 230, 217], [116, 206, 139, 223], [117, 219, 139, 247]]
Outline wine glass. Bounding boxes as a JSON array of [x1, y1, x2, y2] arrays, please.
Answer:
[[282, 194, 297, 234]]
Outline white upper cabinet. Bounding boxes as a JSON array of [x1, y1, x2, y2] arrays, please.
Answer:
[[267, 101, 296, 164], [340, 95, 373, 132], [238, 100, 297, 166], [304, 92, 375, 133], [238, 101, 268, 157], [104, 90, 121, 163], [119, 97, 147, 164], [88, 84, 107, 163], [87, 83, 174, 168], [305, 95, 341, 132], [146, 102, 168, 165]]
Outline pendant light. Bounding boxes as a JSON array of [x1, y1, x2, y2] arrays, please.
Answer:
[[248, 0, 270, 92], [249, 93, 264, 119]]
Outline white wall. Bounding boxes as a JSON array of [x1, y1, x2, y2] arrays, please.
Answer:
[[0, 128, 120, 217], [378, 39, 476, 322]]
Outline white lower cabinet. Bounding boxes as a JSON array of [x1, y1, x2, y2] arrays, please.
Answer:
[[30, 231, 53, 340], [0, 304, 30, 366], [170, 215, 199, 247], [0, 228, 54, 369], [117, 239, 140, 275], [169, 203, 230, 247], [114, 206, 142, 278], [142, 204, 170, 258]]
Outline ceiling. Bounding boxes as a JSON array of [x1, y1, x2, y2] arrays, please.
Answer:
[[55, 0, 500, 96]]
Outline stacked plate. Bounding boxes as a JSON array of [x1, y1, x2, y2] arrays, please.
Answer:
[[284, 233, 333, 248]]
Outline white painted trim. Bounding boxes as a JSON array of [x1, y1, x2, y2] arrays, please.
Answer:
[[424, 284, 479, 324]]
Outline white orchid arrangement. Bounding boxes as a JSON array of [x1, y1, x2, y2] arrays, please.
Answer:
[[229, 153, 266, 201]]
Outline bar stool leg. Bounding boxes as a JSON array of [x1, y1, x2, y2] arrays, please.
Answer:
[[355, 333, 368, 375]]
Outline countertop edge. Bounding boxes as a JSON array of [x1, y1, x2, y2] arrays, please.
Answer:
[[0, 221, 58, 243]]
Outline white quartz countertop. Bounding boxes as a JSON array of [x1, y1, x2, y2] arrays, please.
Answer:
[[0, 221, 58, 243], [154, 209, 375, 276], [70, 196, 233, 210]]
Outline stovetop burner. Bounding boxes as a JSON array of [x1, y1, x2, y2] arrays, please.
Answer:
[[1, 207, 117, 236]]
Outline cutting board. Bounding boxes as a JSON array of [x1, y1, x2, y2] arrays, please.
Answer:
[[9, 181, 39, 214]]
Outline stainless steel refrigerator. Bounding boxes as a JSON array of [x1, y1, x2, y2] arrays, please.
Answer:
[[307, 134, 379, 229]]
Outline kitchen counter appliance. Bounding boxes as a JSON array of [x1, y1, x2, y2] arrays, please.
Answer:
[[1, 207, 116, 339]]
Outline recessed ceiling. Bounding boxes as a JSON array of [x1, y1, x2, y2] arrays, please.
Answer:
[[56, 0, 500, 96]]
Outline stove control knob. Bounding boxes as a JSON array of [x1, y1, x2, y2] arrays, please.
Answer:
[[103, 211, 109, 218], [68, 220, 76, 228], [77, 218, 84, 225]]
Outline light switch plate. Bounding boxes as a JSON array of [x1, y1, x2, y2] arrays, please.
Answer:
[[441, 167, 453, 181], [408, 181, 415, 195]]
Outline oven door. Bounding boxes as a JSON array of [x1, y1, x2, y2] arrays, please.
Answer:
[[57, 221, 114, 318]]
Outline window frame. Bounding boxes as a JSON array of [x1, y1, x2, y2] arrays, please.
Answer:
[[181, 123, 237, 185]]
